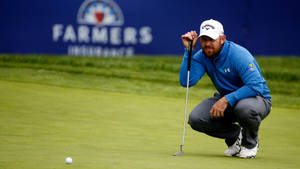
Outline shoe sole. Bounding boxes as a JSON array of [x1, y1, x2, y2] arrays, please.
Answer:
[[239, 155, 256, 159], [224, 151, 241, 157]]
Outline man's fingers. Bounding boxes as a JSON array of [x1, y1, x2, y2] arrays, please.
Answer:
[[217, 111, 223, 118], [210, 107, 224, 118], [181, 34, 188, 39], [210, 107, 215, 118], [181, 35, 191, 41], [219, 111, 224, 117], [214, 110, 220, 118], [210, 97, 228, 118], [191, 31, 198, 38], [181, 31, 198, 50], [182, 31, 198, 41], [190, 31, 198, 39], [187, 32, 193, 40]]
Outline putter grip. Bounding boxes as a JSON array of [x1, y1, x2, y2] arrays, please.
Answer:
[[187, 40, 193, 71]]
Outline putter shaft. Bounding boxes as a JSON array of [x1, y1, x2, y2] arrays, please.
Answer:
[[173, 40, 193, 156]]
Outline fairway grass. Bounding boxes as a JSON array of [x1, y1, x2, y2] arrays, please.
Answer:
[[1, 80, 300, 169]]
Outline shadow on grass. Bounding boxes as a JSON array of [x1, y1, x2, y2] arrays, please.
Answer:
[[183, 152, 227, 158], [181, 152, 263, 160]]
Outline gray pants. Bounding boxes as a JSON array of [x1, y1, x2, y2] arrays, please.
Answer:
[[188, 93, 272, 148]]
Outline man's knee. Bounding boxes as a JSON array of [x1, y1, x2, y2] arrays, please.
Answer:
[[188, 96, 218, 132], [234, 101, 261, 129], [188, 111, 210, 132]]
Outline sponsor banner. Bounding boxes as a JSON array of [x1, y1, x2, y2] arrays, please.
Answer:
[[1, 0, 300, 56], [52, 24, 152, 57], [52, 0, 153, 57]]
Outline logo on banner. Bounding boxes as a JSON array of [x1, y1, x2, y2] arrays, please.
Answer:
[[52, 0, 153, 57], [77, 0, 124, 26]]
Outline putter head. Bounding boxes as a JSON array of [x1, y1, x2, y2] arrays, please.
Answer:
[[173, 151, 184, 156]]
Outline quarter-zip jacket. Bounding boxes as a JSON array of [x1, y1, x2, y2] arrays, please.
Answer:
[[179, 40, 271, 106]]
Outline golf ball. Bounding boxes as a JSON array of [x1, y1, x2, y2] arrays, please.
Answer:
[[65, 157, 72, 164]]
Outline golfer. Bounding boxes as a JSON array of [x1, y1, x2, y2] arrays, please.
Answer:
[[179, 19, 272, 158]]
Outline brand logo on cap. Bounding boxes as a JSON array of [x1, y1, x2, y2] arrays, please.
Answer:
[[202, 24, 215, 30]]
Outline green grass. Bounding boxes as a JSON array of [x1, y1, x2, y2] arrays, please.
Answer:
[[0, 55, 300, 169], [0, 80, 299, 169], [0, 55, 300, 108]]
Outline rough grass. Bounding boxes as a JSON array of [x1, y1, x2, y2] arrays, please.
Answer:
[[0, 55, 299, 108]]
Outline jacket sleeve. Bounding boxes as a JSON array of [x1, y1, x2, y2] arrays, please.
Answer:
[[225, 58, 264, 106], [179, 49, 205, 87]]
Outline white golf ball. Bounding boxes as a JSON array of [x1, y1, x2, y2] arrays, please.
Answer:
[[65, 157, 72, 164]]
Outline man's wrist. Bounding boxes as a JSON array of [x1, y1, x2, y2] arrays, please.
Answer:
[[222, 96, 229, 104]]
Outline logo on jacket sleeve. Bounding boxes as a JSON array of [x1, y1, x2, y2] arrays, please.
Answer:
[[248, 63, 256, 72], [249, 63, 254, 68]]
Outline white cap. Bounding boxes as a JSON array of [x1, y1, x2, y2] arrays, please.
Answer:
[[199, 19, 224, 40]]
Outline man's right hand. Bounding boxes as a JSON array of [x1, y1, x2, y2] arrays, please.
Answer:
[[181, 31, 198, 50]]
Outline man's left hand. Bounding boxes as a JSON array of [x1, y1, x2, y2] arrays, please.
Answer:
[[210, 96, 229, 118]]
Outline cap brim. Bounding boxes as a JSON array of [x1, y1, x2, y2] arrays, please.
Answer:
[[199, 31, 219, 40]]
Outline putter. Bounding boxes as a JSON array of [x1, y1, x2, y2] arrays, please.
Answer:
[[173, 39, 193, 156]]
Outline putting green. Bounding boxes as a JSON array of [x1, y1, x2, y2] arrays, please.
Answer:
[[0, 80, 299, 169]]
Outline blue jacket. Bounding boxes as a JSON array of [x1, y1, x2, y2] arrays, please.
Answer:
[[179, 40, 271, 106]]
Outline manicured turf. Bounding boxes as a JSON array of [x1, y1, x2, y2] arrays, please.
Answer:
[[0, 55, 300, 169], [0, 80, 300, 169]]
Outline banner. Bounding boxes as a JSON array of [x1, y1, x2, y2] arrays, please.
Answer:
[[1, 0, 300, 56]]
